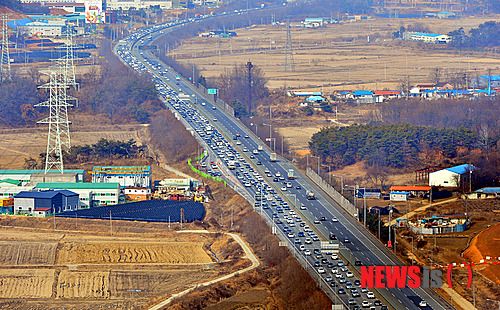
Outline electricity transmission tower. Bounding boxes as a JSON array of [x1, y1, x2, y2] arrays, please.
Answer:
[[1, 14, 12, 83], [36, 69, 74, 174], [51, 26, 79, 97], [283, 18, 295, 72]]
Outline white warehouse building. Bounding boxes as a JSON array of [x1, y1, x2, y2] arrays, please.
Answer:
[[429, 164, 474, 188], [35, 182, 123, 208]]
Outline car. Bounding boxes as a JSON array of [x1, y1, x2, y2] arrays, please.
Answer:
[[212, 106, 216, 110], [273, 178, 279, 182], [244, 135, 249, 138], [325, 275, 333, 282], [419, 301, 427, 308], [338, 288, 346, 294], [294, 238, 301, 244], [337, 261, 344, 267], [250, 155, 255, 159], [243, 148, 248, 152], [349, 299, 356, 305], [296, 185, 302, 189], [321, 258, 328, 264], [304, 250, 311, 256], [314, 219, 320, 224], [327, 262, 334, 268], [354, 280, 361, 286], [275, 219, 283, 224], [281, 186, 287, 191], [339, 277, 346, 283], [331, 267, 338, 274], [367, 292, 375, 299], [344, 238, 350, 243], [352, 290, 360, 298], [305, 238, 312, 244], [355, 260, 363, 266], [287, 233, 295, 238], [317, 267, 325, 274], [380, 306, 388, 310], [362, 301, 370, 308], [314, 261, 320, 267], [374, 300, 382, 306], [346, 271, 354, 278], [360, 288, 368, 293], [332, 217, 338, 222], [331, 253, 338, 260], [346, 282, 353, 289], [320, 216, 326, 221], [300, 204, 306, 210], [330, 281, 338, 287], [275, 172, 281, 177]]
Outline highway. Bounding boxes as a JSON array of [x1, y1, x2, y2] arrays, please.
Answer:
[[114, 11, 454, 310]]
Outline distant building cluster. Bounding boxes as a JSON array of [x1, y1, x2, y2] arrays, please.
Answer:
[[402, 32, 451, 44], [198, 30, 237, 38], [0, 166, 207, 217]]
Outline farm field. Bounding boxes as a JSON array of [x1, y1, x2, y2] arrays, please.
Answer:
[[172, 15, 500, 91], [0, 220, 243, 309]]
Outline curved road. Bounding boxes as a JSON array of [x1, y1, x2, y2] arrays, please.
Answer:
[[148, 231, 260, 310]]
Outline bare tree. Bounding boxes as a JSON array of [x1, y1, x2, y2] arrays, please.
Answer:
[[479, 123, 489, 149], [429, 68, 441, 85]]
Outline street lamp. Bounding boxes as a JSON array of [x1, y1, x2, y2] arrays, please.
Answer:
[[462, 282, 475, 310], [376, 208, 381, 239], [487, 299, 500, 310], [263, 123, 272, 146], [250, 122, 258, 136], [331, 174, 344, 194], [321, 164, 331, 183], [388, 205, 393, 250], [403, 235, 414, 265]]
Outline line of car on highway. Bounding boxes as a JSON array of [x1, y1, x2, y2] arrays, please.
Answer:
[[116, 15, 431, 310]]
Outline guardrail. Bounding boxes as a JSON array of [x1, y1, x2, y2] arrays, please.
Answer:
[[306, 168, 357, 217]]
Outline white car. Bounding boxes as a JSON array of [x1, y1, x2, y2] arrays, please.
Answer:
[[331, 254, 338, 260], [332, 217, 338, 222], [317, 267, 325, 274], [304, 250, 311, 256], [346, 271, 354, 278], [367, 292, 375, 299], [281, 186, 287, 191], [419, 301, 427, 308], [253, 149, 259, 154]]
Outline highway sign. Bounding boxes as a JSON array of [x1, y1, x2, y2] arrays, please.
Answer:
[[208, 88, 217, 94]]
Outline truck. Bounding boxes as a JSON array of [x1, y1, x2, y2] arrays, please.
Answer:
[[175, 75, 181, 81], [270, 152, 277, 162], [287, 168, 295, 180], [306, 190, 315, 200], [258, 145, 263, 151]]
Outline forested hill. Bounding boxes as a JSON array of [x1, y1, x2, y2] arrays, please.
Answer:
[[309, 124, 479, 169]]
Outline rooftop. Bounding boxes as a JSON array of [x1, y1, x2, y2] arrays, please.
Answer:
[[445, 164, 475, 175], [0, 169, 84, 175], [390, 186, 431, 191], [36, 182, 121, 190]]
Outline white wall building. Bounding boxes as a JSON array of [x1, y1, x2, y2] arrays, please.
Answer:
[[35, 182, 122, 207], [429, 164, 474, 187], [106, 0, 172, 10], [91, 166, 151, 188]]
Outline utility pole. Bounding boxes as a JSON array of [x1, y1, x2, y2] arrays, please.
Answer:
[[110, 210, 112, 236], [246, 61, 253, 114], [283, 17, 295, 72], [231, 204, 233, 229]]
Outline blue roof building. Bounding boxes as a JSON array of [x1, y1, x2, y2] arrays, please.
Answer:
[[430, 164, 475, 187], [14, 189, 79, 216]]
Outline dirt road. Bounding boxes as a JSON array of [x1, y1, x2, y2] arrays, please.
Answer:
[[148, 230, 260, 310]]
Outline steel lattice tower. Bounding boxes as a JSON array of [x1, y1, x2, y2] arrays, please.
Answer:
[[283, 18, 295, 72], [36, 69, 74, 174], [51, 25, 78, 94], [1, 14, 12, 83]]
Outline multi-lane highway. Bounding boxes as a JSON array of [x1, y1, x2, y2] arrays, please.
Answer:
[[114, 11, 454, 310]]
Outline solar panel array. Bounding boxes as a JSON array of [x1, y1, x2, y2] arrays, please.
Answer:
[[56, 200, 205, 223]]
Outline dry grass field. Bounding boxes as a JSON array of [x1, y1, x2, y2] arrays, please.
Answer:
[[173, 15, 500, 91], [0, 220, 243, 309]]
